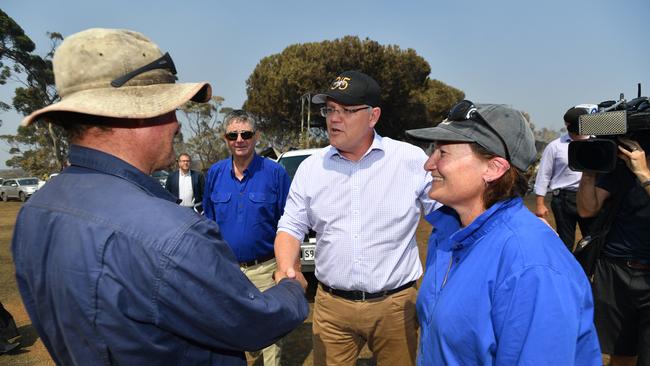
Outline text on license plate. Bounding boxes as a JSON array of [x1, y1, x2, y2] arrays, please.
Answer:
[[301, 245, 316, 261]]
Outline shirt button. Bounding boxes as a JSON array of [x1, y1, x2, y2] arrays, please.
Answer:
[[353, 234, 359, 239], [248, 292, 255, 300]]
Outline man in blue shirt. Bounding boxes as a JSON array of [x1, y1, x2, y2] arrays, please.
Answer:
[[12, 28, 308, 366], [203, 110, 292, 366]]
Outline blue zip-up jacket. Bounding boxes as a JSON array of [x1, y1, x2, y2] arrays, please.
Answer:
[[417, 198, 601, 365], [12, 145, 309, 366]]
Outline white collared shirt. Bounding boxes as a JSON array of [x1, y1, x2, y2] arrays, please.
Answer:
[[178, 171, 194, 207], [534, 134, 583, 195], [278, 132, 437, 293]]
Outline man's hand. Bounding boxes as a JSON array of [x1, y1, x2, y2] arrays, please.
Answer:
[[618, 138, 650, 182], [274, 267, 308, 292], [534, 195, 549, 218]]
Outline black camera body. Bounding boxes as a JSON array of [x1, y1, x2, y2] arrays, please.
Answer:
[[569, 92, 650, 173]]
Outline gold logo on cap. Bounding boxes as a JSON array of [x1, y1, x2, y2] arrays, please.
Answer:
[[330, 76, 351, 90]]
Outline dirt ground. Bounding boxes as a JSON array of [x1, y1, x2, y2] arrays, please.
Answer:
[[1, 194, 595, 366]]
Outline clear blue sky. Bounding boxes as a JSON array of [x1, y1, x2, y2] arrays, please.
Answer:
[[1, 0, 649, 168]]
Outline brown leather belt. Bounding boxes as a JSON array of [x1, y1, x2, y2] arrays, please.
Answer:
[[610, 258, 650, 271], [624, 260, 650, 271], [319, 281, 415, 301], [239, 254, 275, 268]]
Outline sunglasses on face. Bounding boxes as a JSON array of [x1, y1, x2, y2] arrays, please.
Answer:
[[224, 130, 255, 141], [447, 100, 511, 161], [111, 52, 178, 88]]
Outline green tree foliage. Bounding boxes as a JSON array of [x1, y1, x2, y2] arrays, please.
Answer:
[[243, 36, 464, 147], [176, 96, 231, 171], [0, 9, 66, 176]]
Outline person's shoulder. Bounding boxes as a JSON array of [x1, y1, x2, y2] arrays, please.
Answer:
[[495, 200, 583, 273], [207, 158, 229, 172], [258, 155, 283, 169], [539, 136, 561, 153], [380, 136, 427, 155]]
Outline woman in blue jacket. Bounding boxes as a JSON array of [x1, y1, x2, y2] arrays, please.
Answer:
[[406, 101, 601, 366]]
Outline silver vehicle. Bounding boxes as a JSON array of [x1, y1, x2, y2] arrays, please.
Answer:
[[0, 177, 40, 202], [276, 148, 321, 273]]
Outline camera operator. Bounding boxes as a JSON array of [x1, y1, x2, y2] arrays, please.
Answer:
[[577, 136, 650, 366]]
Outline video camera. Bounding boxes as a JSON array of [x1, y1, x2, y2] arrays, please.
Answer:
[[568, 84, 650, 172]]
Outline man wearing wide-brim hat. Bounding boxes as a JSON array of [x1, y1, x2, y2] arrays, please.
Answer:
[[12, 28, 308, 366]]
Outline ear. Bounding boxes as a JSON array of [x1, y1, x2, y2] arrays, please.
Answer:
[[483, 157, 511, 183], [368, 107, 381, 129]]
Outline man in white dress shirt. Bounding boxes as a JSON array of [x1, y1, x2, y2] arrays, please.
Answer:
[[534, 105, 595, 249], [165, 153, 205, 211], [274, 70, 436, 366]]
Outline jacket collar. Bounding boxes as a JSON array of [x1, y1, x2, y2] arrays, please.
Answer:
[[68, 144, 177, 203]]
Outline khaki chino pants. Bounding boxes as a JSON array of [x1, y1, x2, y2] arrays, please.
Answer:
[[312, 285, 418, 366], [241, 258, 282, 366]]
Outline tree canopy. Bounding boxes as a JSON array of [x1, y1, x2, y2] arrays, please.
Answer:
[[243, 36, 464, 146], [0, 9, 66, 176], [176, 96, 230, 171]]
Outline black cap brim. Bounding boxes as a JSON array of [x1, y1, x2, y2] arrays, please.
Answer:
[[312, 91, 367, 106]]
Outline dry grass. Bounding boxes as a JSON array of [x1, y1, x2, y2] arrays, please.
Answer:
[[1, 195, 596, 366], [0, 202, 54, 366]]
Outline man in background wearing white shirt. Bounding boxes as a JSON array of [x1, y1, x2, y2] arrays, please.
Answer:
[[534, 105, 595, 249], [274, 70, 436, 366], [165, 153, 205, 212]]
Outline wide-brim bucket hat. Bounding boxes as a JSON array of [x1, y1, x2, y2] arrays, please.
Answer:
[[21, 28, 211, 126]]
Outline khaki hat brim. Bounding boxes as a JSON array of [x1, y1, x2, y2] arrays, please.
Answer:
[[21, 82, 212, 126]]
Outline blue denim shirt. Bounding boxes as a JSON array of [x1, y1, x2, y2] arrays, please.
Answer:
[[12, 145, 309, 366], [417, 198, 601, 365], [203, 155, 291, 262]]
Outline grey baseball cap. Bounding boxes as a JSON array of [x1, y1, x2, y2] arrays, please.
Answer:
[[405, 103, 537, 171]]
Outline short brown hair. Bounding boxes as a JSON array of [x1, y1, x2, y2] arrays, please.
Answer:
[[51, 112, 114, 142], [470, 143, 529, 209]]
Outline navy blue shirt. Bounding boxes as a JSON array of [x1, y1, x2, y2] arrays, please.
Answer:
[[12, 145, 308, 366], [203, 155, 290, 262], [597, 162, 650, 260]]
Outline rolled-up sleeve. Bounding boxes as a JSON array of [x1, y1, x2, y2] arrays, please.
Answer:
[[277, 160, 311, 242]]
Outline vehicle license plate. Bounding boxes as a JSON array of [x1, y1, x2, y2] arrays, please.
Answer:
[[301, 245, 316, 261]]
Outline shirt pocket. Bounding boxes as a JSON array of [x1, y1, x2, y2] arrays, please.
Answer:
[[248, 192, 278, 224], [210, 192, 231, 220]]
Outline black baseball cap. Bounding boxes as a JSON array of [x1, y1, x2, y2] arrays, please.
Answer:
[[563, 106, 589, 133], [312, 70, 381, 107]]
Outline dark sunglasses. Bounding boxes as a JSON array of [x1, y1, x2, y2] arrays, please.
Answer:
[[448, 100, 511, 161], [224, 130, 255, 141], [111, 52, 177, 88]]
